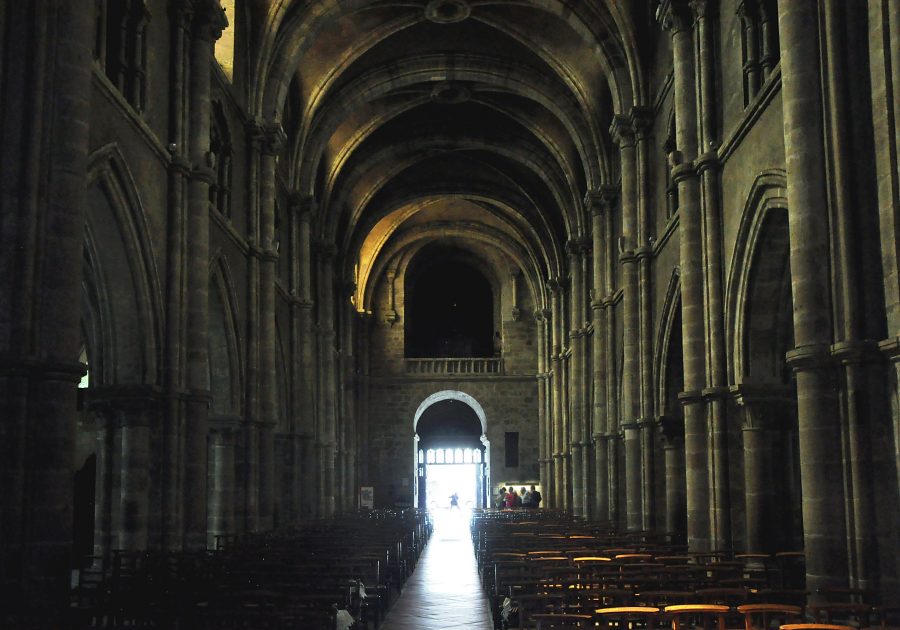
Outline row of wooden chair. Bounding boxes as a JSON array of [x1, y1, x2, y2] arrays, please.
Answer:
[[69, 508, 431, 628], [471, 510, 897, 630]]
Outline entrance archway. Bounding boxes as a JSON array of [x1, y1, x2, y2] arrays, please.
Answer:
[[413, 391, 490, 510]]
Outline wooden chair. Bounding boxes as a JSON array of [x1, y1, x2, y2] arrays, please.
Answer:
[[807, 602, 873, 629], [532, 613, 595, 629], [665, 603, 732, 630], [736, 603, 803, 630], [774, 553, 805, 590], [594, 605, 662, 630]]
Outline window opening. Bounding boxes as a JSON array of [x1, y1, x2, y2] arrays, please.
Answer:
[[94, 0, 149, 112]]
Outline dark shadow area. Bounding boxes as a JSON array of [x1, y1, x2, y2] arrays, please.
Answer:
[[405, 245, 493, 357]]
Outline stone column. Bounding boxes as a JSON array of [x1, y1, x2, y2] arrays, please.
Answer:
[[317, 243, 338, 517], [536, 309, 552, 503], [693, 0, 732, 552], [587, 190, 610, 522], [116, 396, 156, 551], [661, 0, 710, 551], [562, 346, 573, 509], [161, 2, 192, 551], [568, 241, 585, 516], [658, 416, 687, 543], [0, 0, 93, 612], [257, 125, 285, 530], [871, 0, 900, 536], [731, 384, 792, 553], [634, 107, 656, 532], [207, 421, 236, 548], [738, 1, 762, 96], [0, 4, 94, 612], [356, 312, 372, 487], [340, 285, 357, 512], [822, 0, 881, 594], [184, 3, 226, 549], [291, 195, 317, 518], [549, 280, 564, 509], [604, 194, 622, 526], [579, 240, 593, 518], [611, 114, 642, 531], [778, 0, 847, 595], [242, 122, 263, 532]]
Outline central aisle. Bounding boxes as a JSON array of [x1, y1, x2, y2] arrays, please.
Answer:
[[380, 510, 494, 629]]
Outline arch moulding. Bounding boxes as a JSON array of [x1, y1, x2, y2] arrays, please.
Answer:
[[413, 390, 488, 436]]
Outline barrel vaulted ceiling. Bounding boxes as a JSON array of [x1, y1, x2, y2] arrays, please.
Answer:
[[245, 0, 652, 312]]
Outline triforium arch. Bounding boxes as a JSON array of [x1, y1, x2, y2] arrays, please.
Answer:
[[726, 170, 800, 554], [85, 144, 163, 385]]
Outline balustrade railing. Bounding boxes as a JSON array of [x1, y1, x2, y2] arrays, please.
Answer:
[[405, 357, 503, 375]]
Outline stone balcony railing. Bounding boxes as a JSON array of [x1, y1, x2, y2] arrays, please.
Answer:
[[405, 357, 504, 375]]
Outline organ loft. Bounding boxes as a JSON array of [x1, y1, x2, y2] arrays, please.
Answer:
[[1, 0, 899, 627]]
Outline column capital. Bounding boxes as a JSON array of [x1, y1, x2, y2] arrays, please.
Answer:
[[656, 415, 685, 444], [261, 123, 287, 156], [689, 0, 718, 20], [314, 240, 338, 260], [878, 336, 900, 361], [191, 0, 228, 42], [534, 307, 552, 322], [785, 343, 833, 370], [730, 382, 793, 430], [677, 390, 704, 405], [671, 154, 698, 183], [630, 106, 655, 137], [548, 277, 568, 293], [736, 0, 760, 22], [695, 149, 721, 173], [657, 0, 695, 33], [831, 339, 882, 365], [86, 385, 163, 426], [289, 193, 316, 221], [566, 238, 590, 258], [609, 114, 636, 148], [585, 185, 618, 217]]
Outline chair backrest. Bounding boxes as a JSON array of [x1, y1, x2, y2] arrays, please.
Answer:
[[532, 612, 594, 629]]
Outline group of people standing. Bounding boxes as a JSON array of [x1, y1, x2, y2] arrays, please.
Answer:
[[495, 484, 542, 509]]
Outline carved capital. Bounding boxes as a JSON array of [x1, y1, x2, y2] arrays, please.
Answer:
[[671, 155, 698, 184], [737, 0, 760, 24], [657, 0, 695, 33], [689, 0, 717, 21], [609, 114, 636, 148], [192, 0, 228, 43], [261, 123, 287, 156], [630, 106, 655, 137], [785, 343, 833, 371], [657, 415, 685, 444], [695, 149, 721, 174], [289, 193, 316, 221]]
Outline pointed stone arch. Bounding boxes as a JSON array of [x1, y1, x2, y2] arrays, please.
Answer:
[[725, 170, 790, 385], [84, 144, 163, 385], [654, 267, 682, 417], [208, 254, 244, 416]]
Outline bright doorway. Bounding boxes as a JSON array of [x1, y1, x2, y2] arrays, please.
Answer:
[[413, 393, 490, 511]]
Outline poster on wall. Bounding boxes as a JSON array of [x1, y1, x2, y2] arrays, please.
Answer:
[[359, 486, 374, 509]]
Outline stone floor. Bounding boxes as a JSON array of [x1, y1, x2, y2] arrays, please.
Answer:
[[380, 509, 494, 629]]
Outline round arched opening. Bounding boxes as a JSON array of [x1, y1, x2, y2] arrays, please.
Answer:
[[414, 397, 488, 512]]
